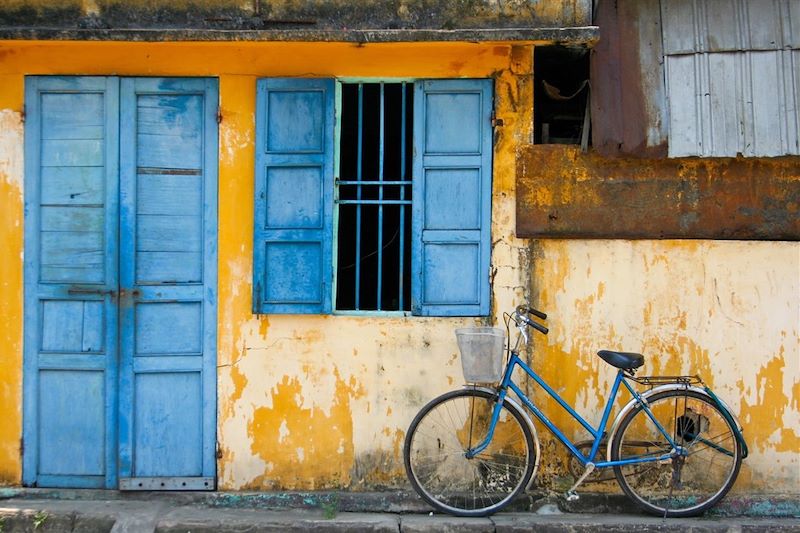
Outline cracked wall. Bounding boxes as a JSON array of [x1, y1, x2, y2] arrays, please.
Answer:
[[528, 240, 800, 494], [213, 43, 533, 490]]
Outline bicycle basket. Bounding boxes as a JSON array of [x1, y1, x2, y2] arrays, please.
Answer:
[[455, 327, 506, 383]]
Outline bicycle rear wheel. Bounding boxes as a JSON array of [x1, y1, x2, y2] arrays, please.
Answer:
[[403, 388, 536, 516], [611, 390, 743, 517]]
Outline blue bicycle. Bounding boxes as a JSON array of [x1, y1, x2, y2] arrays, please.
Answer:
[[403, 305, 747, 517]]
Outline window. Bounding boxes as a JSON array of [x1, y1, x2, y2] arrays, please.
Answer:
[[534, 45, 590, 147], [253, 78, 493, 316], [336, 83, 413, 312]]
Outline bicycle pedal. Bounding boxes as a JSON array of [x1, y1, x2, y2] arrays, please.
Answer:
[[565, 491, 580, 502]]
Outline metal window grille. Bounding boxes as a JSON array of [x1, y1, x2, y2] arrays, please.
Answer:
[[336, 82, 413, 312]]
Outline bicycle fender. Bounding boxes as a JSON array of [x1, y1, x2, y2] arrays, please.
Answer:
[[605, 384, 714, 463], [703, 386, 749, 459], [469, 386, 542, 486]]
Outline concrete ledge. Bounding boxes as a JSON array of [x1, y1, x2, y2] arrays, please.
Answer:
[[1, 502, 799, 533], [0, 26, 599, 44], [1, 488, 798, 518]]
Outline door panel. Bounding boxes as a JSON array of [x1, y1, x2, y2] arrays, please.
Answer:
[[23, 76, 120, 488], [38, 370, 106, 476], [24, 76, 217, 490], [118, 78, 217, 490], [133, 372, 203, 477]]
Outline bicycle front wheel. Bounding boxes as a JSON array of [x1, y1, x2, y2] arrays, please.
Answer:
[[611, 390, 743, 517], [403, 388, 536, 516]]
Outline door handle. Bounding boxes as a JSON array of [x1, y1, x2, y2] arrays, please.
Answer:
[[67, 287, 115, 296], [67, 287, 141, 298], [119, 288, 142, 298]]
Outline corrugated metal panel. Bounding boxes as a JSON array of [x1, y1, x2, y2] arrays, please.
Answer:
[[745, 0, 784, 50], [790, 0, 800, 47], [662, 0, 796, 54], [666, 49, 800, 157], [662, 0, 698, 54], [663, 0, 800, 157]]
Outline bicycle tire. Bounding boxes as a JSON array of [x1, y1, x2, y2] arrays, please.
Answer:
[[403, 388, 536, 517], [610, 389, 743, 517]]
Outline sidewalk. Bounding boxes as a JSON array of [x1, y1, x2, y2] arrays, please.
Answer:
[[1, 489, 798, 532]]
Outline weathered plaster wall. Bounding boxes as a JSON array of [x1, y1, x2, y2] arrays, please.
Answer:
[[0, 75, 24, 485], [1, 39, 797, 496], [213, 44, 534, 490], [529, 240, 800, 493], [0, 40, 533, 489]]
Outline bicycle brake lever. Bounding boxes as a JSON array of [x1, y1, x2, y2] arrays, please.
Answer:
[[518, 322, 530, 344], [518, 312, 549, 335]]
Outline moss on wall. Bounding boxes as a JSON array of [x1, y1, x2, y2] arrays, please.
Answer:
[[0, 0, 591, 29], [0, 0, 82, 26]]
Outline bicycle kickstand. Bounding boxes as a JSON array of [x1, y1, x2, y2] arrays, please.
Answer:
[[565, 463, 596, 502]]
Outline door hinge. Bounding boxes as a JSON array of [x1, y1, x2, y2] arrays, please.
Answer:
[[216, 107, 223, 124], [20, 105, 26, 124], [20, 437, 24, 456], [491, 110, 503, 128]]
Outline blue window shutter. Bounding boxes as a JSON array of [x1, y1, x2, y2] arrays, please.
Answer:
[[412, 79, 493, 317], [254, 79, 335, 314]]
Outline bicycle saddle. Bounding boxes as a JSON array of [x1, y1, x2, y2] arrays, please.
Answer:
[[597, 350, 644, 370]]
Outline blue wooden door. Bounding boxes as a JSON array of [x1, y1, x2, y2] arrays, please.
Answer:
[[118, 78, 218, 490], [23, 77, 120, 488], [23, 77, 218, 490]]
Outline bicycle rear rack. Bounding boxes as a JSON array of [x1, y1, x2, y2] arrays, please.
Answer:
[[630, 375, 703, 388]]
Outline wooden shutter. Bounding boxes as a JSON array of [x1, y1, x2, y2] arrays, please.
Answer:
[[412, 79, 493, 317], [253, 79, 335, 314]]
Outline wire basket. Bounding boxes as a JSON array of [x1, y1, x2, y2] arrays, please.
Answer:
[[455, 327, 506, 383]]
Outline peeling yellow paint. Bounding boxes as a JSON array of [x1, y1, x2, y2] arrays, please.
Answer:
[[210, 43, 532, 490], [0, 38, 796, 496], [0, 75, 24, 483], [737, 355, 798, 453], [246, 369, 361, 489], [532, 239, 800, 491]]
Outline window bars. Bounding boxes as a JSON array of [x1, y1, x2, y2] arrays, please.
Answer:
[[336, 82, 412, 311]]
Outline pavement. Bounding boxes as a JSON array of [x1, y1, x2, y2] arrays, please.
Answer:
[[0, 489, 798, 532]]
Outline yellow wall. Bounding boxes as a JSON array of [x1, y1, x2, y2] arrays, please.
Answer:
[[0, 40, 532, 488], [0, 39, 797, 496], [0, 74, 24, 484], [530, 240, 800, 493]]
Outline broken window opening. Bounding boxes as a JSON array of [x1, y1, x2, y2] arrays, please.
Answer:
[[534, 45, 591, 147]]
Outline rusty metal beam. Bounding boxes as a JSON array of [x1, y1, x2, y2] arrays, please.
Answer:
[[516, 145, 800, 240]]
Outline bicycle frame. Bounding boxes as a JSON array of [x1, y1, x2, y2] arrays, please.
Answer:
[[466, 350, 682, 470]]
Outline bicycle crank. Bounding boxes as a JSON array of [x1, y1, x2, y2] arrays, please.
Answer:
[[568, 440, 616, 482]]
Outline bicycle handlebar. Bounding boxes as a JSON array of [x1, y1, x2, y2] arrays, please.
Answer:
[[516, 305, 547, 321], [513, 306, 549, 335]]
